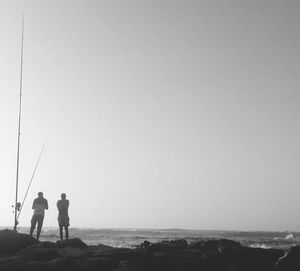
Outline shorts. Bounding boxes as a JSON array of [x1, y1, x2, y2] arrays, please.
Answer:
[[31, 214, 44, 229], [58, 215, 70, 227]]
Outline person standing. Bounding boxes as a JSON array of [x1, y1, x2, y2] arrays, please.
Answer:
[[57, 193, 69, 240], [29, 192, 48, 241]]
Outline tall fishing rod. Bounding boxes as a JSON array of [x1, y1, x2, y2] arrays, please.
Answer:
[[14, 15, 25, 231], [17, 143, 46, 221]]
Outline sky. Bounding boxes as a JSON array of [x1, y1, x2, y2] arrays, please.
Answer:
[[0, 0, 299, 231]]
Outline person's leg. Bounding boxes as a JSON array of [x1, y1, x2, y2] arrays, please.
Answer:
[[36, 215, 44, 241], [65, 226, 69, 240], [59, 226, 63, 240], [30, 216, 37, 236]]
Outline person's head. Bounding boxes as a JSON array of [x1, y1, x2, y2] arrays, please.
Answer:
[[38, 192, 43, 198], [61, 193, 66, 199]]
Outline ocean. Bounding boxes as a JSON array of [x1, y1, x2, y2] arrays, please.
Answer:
[[10, 227, 300, 250]]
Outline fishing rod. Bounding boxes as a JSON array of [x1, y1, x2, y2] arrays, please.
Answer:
[[13, 15, 24, 231], [16, 143, 46, 222]]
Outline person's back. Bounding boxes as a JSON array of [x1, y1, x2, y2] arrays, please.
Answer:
[[57, 198, 69, 216], [30, 192, 48, 240], [57, 193, 70, 240]]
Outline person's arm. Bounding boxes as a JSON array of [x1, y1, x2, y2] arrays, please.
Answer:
[[32, 199, 36, 209], [45, 199, 49, 210]]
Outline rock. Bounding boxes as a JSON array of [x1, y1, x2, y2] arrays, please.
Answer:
[[188, 240, 205, 249], [77, 257, 116, 271], [117, 259, 144, 271], [19, 244, 58, 261], [139, 239, 188, 252], [0, 255, 24, 265], [57, 247, 89, 257], [0, 260, 49, 271], [202, 239, 220, 251], [140, 240, 151, 248], [276, 246, 300, 271], [0, 230, 37, 254], [0, 237, 287, 271], [188, 239, 241, 252], [44, 257, 81, 271], [218, 239, 241, 253], [55, 238, 88, 249], [37, 241, 56, 249], [233, 246, 284, 271]]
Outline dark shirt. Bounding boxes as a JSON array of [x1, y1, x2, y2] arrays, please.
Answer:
[[57, 199, 69, 216]]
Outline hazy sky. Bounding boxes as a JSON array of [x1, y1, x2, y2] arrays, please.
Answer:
[[0, 0, 299, 231]]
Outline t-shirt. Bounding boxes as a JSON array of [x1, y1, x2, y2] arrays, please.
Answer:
[[32, 198, 48, 216], [57, 199, 69, 216]]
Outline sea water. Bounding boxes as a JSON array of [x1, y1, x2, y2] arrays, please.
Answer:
[[13, 227, 300, 249]]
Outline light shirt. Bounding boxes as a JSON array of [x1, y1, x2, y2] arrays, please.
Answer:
[[32, 197, 48, 216]]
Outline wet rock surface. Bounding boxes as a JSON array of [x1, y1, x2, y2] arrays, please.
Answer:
[[275, 246, 300, 271], [0, 229, 292, 271]]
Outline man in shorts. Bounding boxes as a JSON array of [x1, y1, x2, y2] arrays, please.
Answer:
[[57, 193, 69, 240], [29, 192, 48, 240]]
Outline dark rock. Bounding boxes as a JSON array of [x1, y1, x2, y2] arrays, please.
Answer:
[[188, 240, 205, 249], [140, 240, 151, 248], [44, 257, 81, 271], [117, 259, 145, 271], [0, 230, 37, 254], [77, 257, 116, 271], [188, 239, 241, 252], [202, 239, 220, 251], [55, 238, 88, 249], [233, 246, 284, 271], [57, 247, 89, 257], [19, 243, 58, 261], [218, 239, 241, 248], [37, 241, 57, 249], [276, 246, 300, 271], [153, 249, 201, 259], [0, 237, 287, 271], [0, 260, 49, 271], [0, 255, 24, 265], [97, 243, 115, 250], [140, 239, 188, 252], [218, 239, 241, 253]]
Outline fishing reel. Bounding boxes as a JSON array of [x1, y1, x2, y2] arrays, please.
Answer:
[[12, 202, 21, 213]]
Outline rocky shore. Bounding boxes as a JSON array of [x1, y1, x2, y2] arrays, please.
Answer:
[[0, 229, 298, 271]]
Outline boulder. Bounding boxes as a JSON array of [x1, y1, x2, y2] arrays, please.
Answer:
[[0, 230, 37, 254], [44, 257, 81, 271], [233, 246, 284, 271], [276, 246, 300, 271], [188, 239, 241, 252], [188, 240, 205, 249], [57, 247, 89, 257], [55, 238, 88, 249], [77, 257, 116, 271], [0, 260, 49, 271], [19, 244, 58, 261], [218, 239, 241, 253], [201, 239, 220, 251], [139, 239, 188, 252]]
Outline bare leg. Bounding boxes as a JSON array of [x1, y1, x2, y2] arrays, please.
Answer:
[[30, 216, 36, 237], [65, 227, 69, 240], [36, 216, 44, 241], [36, 229, 41, 241], [59, 226, 63, 240], [29, 226, 34, 237]]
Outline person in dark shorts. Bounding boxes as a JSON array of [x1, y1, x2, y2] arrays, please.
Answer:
[[29, 192, 48, 240], [57, 193, 69, 240]]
